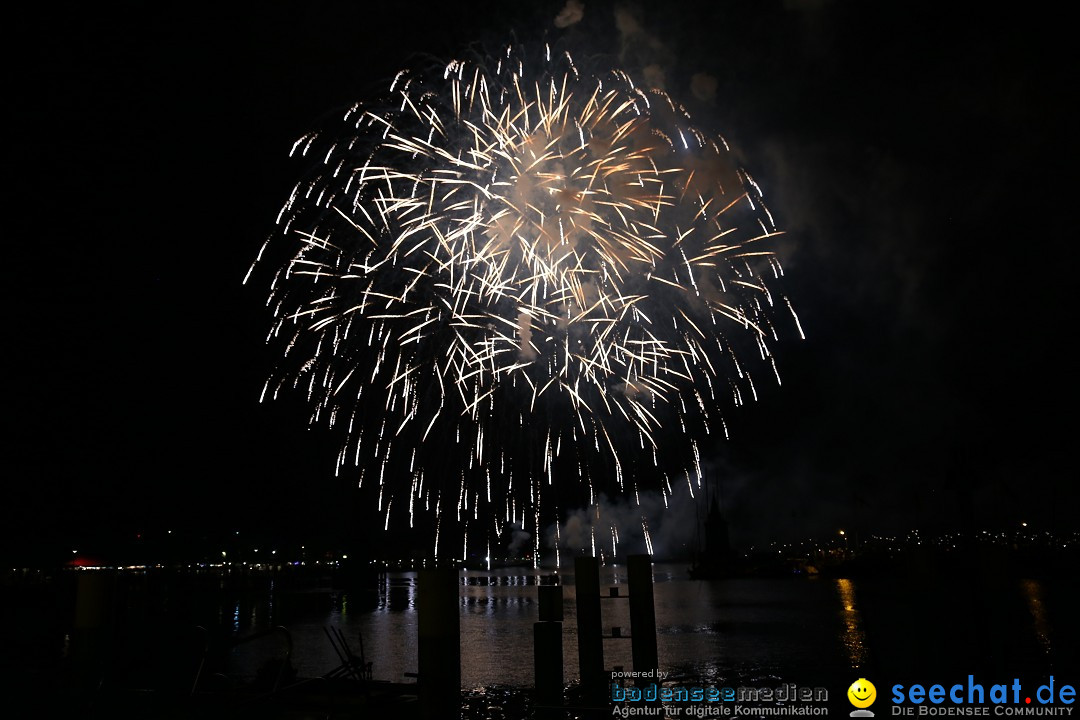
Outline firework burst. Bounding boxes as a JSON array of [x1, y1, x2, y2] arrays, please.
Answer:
[[248, 43, 802, 565]]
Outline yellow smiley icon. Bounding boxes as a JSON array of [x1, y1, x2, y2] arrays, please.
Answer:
[[848, 678, 877, 708]]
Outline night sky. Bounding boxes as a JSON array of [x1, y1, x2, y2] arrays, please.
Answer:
[[8, 1, 1075, 564]]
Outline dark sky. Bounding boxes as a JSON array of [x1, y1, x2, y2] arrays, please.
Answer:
[[7, 1, 1075, 561]]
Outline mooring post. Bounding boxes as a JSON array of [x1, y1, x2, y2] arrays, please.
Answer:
[[574, 556, 605, 705], [418, 566, 460, 720], [538, 583, 563, 623], [535, 583, 564, 717], [534, 622, 563, 718], [71, 570, 113, 695], [627, 554, 658, 675]]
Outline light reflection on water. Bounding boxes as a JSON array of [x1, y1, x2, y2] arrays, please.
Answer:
[[834, 578, 868, 670], [84, 565, 1069, 690], [276, 565, 879, 688], [1021, 579, 1052, 657]]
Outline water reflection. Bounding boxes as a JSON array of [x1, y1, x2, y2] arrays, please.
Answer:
[[835, 578, 869, 670], [267, 581, 274, 624], [38, 564, 1069, 691], [1020, 579, 1052, 656], [377, 575, 417, 613]]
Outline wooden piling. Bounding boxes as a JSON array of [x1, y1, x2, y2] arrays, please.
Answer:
[[71, 571, 113, 694], [418, 567, 460, 720], [538, 584, 563, 622], [534, 620, 563, 718], [627, 554, 658, 675], [574, 556, 604, 705], [535, 583, 564, 716]]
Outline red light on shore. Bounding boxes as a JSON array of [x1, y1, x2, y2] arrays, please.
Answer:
[[69, 555, 104, 568]]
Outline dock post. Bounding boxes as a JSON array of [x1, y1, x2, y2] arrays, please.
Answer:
[[574, 556, 605, 706], [535, 583, 564, 717], [534, 620, 563, 719], [71, 570, 114, 695], [418, 566, 460, 720], [627, 554, 658, 675]]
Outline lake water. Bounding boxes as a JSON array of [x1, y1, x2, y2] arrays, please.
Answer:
[[5, 561, 1078, 704]]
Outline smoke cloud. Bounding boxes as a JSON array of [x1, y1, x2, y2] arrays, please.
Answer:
[[547, 472, 711, 561], [614, 4, 674, 90], [507, 524, 532, 555], [690, 72, 718, 103], [516, 309, 538, 361], [554, 0, 585, 28]]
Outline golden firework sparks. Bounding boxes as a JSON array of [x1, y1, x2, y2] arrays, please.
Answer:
[[249, 43, 802, 566]]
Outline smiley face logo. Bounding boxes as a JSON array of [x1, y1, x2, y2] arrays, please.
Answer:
[[848, 678, 877, 709]]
